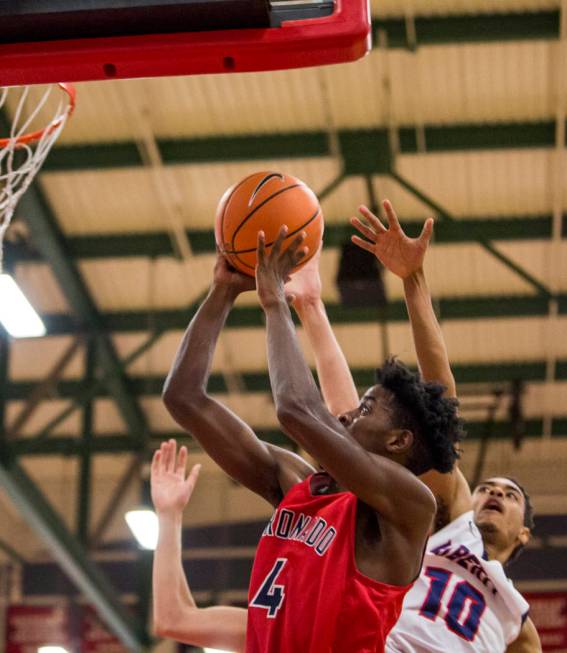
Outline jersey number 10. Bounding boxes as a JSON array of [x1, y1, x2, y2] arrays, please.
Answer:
[[420, 567, 487, 641]]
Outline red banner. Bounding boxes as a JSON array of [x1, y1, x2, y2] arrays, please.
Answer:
[[81, 606, 130, 653], [5, 605, 130, 653], [6, 605, 71, 653], [525, 592, 567, 652]]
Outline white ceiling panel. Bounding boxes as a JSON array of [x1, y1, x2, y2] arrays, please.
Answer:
[[326, 41, 555, 128], [396, 149, 559, 217], [40, 157, 341, 235], [9, 335, 84, 381]]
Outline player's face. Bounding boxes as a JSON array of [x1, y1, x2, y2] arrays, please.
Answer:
[[338, 385, 404, 456], [472, 477, 529, 547]]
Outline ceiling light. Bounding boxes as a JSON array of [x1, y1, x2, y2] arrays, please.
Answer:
[[0, 274, 46, 338], [125, 508, 159, 550]]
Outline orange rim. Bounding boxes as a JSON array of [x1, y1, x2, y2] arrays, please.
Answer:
[[0, 83, 76, 149]]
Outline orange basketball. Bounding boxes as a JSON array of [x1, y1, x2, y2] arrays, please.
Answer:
[[215, 171, 324, 277]]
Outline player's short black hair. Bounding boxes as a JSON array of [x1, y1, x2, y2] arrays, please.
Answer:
[[375, 358, 465, 475]]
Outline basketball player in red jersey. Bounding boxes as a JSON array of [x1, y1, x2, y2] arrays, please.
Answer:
[[156, 203, 539, 651], [163, 227, 464, 652]]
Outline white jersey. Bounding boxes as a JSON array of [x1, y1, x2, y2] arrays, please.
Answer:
[[386, 511, 529, 653]]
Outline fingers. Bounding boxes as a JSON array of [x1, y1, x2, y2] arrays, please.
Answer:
[[382, 200, 401, 231], [167, 439, 177, 473], [257, 230, 266, 264], [287, 238, 308, 268], [160, 440, 170, 471], [351, 234, 377, 254], [358, 205, 387, 234], [286, 231, 307, 259], [270, 224, 289, 258], [185, 463, 202, 495], [176, 445, 188, 476], [258, 227, 308, 268], [350, 216, 377, 242], [151, 449, 161, 476], [419, 217, 434, 246]]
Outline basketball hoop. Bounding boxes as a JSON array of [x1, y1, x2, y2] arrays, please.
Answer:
[[0, 82, 75, 270]]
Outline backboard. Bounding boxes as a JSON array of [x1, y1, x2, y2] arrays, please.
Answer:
[[0, 0, 371, 85]]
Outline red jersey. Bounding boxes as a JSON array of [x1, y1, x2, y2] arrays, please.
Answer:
[[246, 473, 412, 653]]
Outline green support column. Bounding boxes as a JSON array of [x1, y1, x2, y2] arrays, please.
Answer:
[[77, 337, 96, 545], [0, 325, 9, 441]]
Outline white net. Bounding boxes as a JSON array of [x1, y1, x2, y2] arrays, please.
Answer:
[[0, 84, 74, 270]]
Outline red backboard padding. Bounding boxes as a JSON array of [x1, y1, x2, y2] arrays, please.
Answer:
[[0, 0, 371, 85]]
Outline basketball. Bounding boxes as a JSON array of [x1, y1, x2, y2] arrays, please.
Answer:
[[215, 171, 324, 276]]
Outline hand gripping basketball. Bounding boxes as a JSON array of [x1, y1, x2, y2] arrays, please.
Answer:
[[215, 171, 324, 277], [256, 226, 309, 310]]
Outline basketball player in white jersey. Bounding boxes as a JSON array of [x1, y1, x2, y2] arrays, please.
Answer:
[[152, 202, 541, 652], [350, 200, 541, 653]]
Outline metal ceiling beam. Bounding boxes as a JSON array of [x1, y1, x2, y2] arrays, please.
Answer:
[[40, 121, 560, 173], [7, 215, 565, 262], [32, 329, 165, 441], [6, 335, 83, 438], [31, 293, 567, 337], [0, 327, 8, 438], [90, 451, 146, 548], [375, 11, 559, 49], [16, 182, 149, 440], [77, 338, 95, 545], [390, 170, 552, 297], [7, 417, 567, 457], [6, 359, 567, 402]]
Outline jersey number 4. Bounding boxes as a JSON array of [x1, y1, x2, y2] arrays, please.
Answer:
[[250, 558, 287, 618], [420, 567, 487, 641]]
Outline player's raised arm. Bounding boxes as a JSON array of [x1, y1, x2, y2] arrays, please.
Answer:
[[255, 227, 436, 579], [351, 201, 455, 397], [151, 440, 247, 652], [506, 618, 542, 653], [162, 253, 314, 506], [286, 245, 359, 416], [351, 200, 470, 526]]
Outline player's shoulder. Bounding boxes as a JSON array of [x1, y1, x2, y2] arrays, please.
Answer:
[[266, 443, 317, 496], [430, 508, 478, 545]]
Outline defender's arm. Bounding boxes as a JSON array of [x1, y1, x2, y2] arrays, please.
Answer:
[[352, 201, 469, 525], [152, 442, 247, 652], [286, 246, 358, 416]]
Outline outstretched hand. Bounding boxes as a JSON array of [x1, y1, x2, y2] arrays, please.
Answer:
[[151, 439, 201, 516], [256, 225, 309, 310], [213, 250, 256, 295], [350, 200, 433, 279]]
